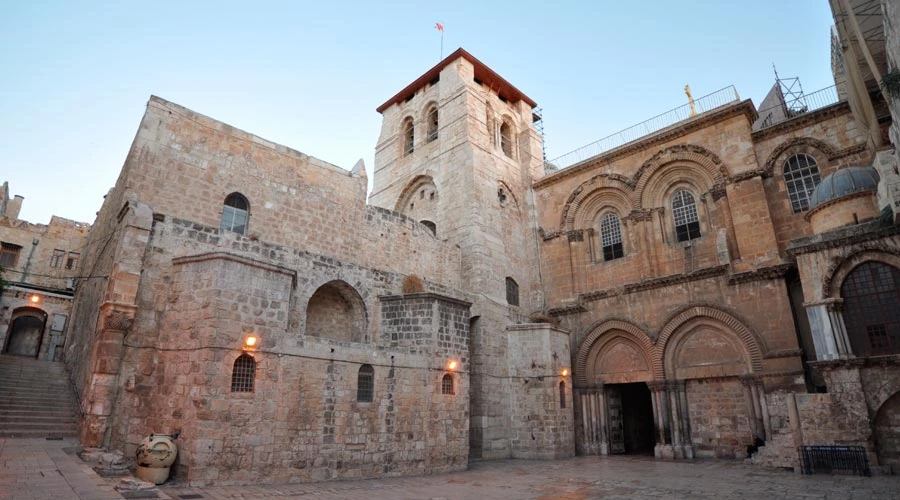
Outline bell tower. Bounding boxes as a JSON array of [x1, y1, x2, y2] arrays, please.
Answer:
[[370, 49, 551, 459]]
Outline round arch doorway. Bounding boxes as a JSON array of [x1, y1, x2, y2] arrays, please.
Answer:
[[3, 307, 48, 358]]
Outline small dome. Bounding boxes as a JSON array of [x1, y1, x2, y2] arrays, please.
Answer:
[[808, 166, 879, 211]]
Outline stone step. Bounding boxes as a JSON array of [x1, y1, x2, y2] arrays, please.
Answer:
[[0, 409, 79, 418], [0, 395, 76, 405], [0, 428, 79, 438], [0, 421, 79, 432], [0, 400, 77, 411], [0, 415, 78, 424]]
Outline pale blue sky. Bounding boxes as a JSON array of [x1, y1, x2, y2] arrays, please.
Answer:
[[2, 1, 837, 224]]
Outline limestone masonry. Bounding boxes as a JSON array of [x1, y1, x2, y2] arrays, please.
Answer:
[[2, 0, 900, 485]]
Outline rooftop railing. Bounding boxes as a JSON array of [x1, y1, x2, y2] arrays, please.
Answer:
[[548, 86, 740, 170], [755, 85, 840, 130]]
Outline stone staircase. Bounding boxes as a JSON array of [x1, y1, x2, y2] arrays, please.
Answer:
[[0, 354, 80, 438]]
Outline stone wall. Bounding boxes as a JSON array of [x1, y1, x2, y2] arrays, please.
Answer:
[[1, 189, 90, 360], [506, 324, 574, 459]]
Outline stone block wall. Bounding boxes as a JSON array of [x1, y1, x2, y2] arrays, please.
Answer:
[[506, 324, 574, 459]]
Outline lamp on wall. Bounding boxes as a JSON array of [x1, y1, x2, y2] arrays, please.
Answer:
[[30, 294, 41, 304], [447, 360, 458, 371], [560, 368, 569, 377], [244, 335, 258, 349]]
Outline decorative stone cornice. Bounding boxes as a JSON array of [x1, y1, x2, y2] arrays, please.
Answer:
[[808, 354, 900, 370], [533, 100, 756, 189], [751, 101, 851, 141], [727, 263, 794, 285], [786, 220, 900, 256], [547, 303, 587, 317], [378, 292, 472, 308]]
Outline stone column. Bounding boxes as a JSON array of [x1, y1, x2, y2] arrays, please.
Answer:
[[595, 385, 609, 455], [741, 375, 765, 441], [804, 298, 850, 360], [667, 380, 693, 459], [648, 380, 672, 458]]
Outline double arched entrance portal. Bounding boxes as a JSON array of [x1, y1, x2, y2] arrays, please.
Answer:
[[2, 307, 48, 358], [574, 308, 768, 459]]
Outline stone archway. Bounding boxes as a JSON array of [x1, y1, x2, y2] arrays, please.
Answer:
[[874, 391, 900, 473], [3, 307, 48, 358], [657, 309, 765, 459]]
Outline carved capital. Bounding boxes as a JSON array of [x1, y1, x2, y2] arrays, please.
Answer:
[[103, 310, 134, 332]]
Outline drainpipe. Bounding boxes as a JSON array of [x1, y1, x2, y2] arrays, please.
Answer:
[[20, 238, 39, 283]]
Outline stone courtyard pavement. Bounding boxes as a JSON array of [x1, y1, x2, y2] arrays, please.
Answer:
[[164, 455, 900, 500], [4, 437, 900, 500]]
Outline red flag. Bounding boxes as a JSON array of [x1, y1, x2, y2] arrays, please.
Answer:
[[435, 22, 444, 33]]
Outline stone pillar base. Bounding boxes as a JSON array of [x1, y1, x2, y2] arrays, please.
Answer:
[[655, 444, 675, 459]]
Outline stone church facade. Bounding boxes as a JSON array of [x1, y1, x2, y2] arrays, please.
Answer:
[[0, 0, 894, 486]]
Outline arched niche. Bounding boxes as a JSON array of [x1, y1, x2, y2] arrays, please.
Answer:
[[305, 280, 368, 343]]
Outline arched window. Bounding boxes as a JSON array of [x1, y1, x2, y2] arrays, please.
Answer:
[[231, 354, 256, 392], [599, 212, 624, 261], [441, 374, 455, 395], [426, 106, 439, 142], [500, 121, 513, 158], [840, 262, 900, 356], [506, 277, 519, 306], [672, 189, 701, 242], [221, 193, 249, 235], [783, 153, 822, 213], [357, 364, 374, 402], [559, 381, 566, 409], [403, 118, 415, 156]]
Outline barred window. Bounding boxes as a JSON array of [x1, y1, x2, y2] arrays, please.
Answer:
[[672, 190, 701, 242], [840, 262, 900, 357], [559, 381, 566, 409], [221, 193, 249, 235], [231, 354, 256, 392], [357, 364, 374, 402], [784, 153, 821, 213], [0, 242, 21, 268], [403, 118, 415, 156], [426, 106, 438, 142], [599, 212, 624, 261], [441, 374, 454, 395], [506, 277, 519, 306]]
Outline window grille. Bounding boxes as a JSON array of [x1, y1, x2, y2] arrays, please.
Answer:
[[426, 107, 438, 142], [559, 381, 566, 409], [231, 354, 256, 392], [506, 277, 519, 306], [357, 364, 374, 402], [221, 193, 249, 235], [0, 243, 22, 268], [784, 153, 821, 213], [672, 190, 701, 242], [441, 374, 454, 395], [599, 212, 624, 261], [403, 119, 415, 155], [840, 262, 900, 356], [50, 249, 65, 268]]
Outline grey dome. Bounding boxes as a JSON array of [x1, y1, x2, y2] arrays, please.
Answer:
[[807, 165, 879, 211]]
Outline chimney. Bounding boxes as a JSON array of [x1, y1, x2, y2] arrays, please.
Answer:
[[6, 195, 23, 221]]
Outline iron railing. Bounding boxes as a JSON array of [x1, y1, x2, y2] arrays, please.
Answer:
[[549, 86, 741, 170], [756, 85, 840, 129], [799, 445, 871, 476]]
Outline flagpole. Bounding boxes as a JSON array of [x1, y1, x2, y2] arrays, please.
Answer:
[[440, 31, 443, 60]]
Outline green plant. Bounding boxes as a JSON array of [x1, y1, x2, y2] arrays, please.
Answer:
[[882, 69, 900, 99]]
